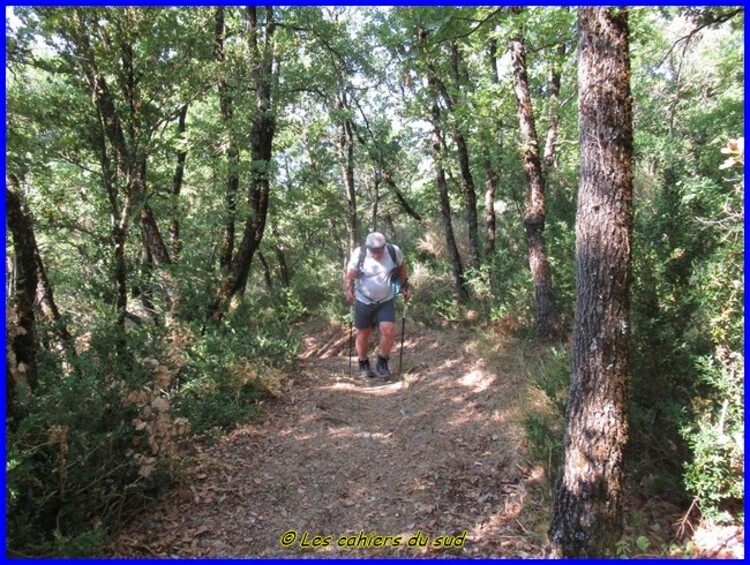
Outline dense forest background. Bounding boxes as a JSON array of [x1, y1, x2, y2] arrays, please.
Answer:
[[5, 6, 743, 557]]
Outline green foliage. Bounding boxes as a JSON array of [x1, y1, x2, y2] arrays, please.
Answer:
[[681, 340, 743, 523], [172, 290, 302, 435], [625, 7, 743, 515], [5, 4, 745, 556], [172, 368, 267, 437], [6, 322, 176, 557]]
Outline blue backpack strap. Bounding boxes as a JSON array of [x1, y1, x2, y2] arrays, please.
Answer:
[[387, 243, 398, 265]]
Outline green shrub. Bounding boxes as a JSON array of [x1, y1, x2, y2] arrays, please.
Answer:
[[171, 290, 302, 435], [682, 350, 744, 523], [6, 321, 176, 557]]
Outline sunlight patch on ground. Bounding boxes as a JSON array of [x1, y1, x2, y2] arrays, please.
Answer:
[[322, 381, 405, 396], [344, 430, 394, 441], [281, 429, 317, 442], [458, 368, 496, 393]]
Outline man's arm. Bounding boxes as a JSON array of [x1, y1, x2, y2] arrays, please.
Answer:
[[344, 268, 358, 304], [398, 262, 411, 301]]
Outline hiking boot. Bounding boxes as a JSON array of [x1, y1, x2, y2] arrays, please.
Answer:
[[359, 358, 375, 379], [376, 355, 392, 380]]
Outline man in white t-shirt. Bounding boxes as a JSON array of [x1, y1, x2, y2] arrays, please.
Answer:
[[344, 232, 411, 381]]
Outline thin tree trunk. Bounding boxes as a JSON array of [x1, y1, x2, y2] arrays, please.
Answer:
[[215, 7, 240, 271], [548, 7, 634, 557], [543, 43, 565, 175], [206, 6, 277, 324], [135, 239, 158, 322], [72, 31, 130, 336], [112, 208, 130, 337], [449, 41, 481, 269], [170, 103, 188, 261], [337, 92, 358, 250], [510, 34, 559, 338], [69, 14, 147, 339], [382, 171, 423, 222], [140, 202, 172, 267], [371, 172, 381, 231], [272, 224, 290, 288], [257, 250, 273, 291], [425, 42, 480, 270], [139, 197, 176, 316], [483, 37, 502, 257], [430, 83, 468, 303], [482, 147, 498, 256]]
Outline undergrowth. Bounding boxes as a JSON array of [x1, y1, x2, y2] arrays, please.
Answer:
[[5, 288, 304, 557]]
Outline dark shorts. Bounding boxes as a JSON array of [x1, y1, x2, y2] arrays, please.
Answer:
[[354, 298, 395, 330]]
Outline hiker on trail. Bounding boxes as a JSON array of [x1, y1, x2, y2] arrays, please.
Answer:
[[344, 232, 411, 381]]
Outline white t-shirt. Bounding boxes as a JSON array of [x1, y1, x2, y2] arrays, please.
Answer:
[[347, 245, 404, 304]]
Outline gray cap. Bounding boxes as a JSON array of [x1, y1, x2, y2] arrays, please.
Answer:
[[365, 232, 387, 249]]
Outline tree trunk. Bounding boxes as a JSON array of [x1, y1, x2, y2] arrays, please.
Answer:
[[382, 171, 423, 222], [338, 102, 358, 250], [206, 6, 278, 324], [257, 250, 274, 291], [510, 34, 559, 338], [482, 147, 498, 257], [272, 224, 290, 288], [548, 7, 634, 557], [449, 41, 481, 270], [8, 175, 76, 364], [543, 43, 565, 175], [140, 195, 176, 316], [82, 62, 131, 336], [371, 173, 380, 231], [215, 7, 240, 271], [6, 183, 41, 404], [73, 36, 130, 334], [170, 103, 188, 262], [140, 202, 172, 266], [134, 237, 159, 324], [483, 37, 502, 257], [430, 82, 468, 303]]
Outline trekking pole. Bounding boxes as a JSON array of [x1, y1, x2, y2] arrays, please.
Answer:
[[349, 303, 354, 379], [398, 298, 408, 378]]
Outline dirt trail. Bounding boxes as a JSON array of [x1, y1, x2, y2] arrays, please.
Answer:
[[113, 323, 542, 558]]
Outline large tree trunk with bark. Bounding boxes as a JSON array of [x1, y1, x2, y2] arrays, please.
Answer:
[[510, 34, 559, 339], [548, 7, 634, 558]]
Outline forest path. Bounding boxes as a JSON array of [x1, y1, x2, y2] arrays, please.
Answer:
[[113, 322, 544, 558]]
